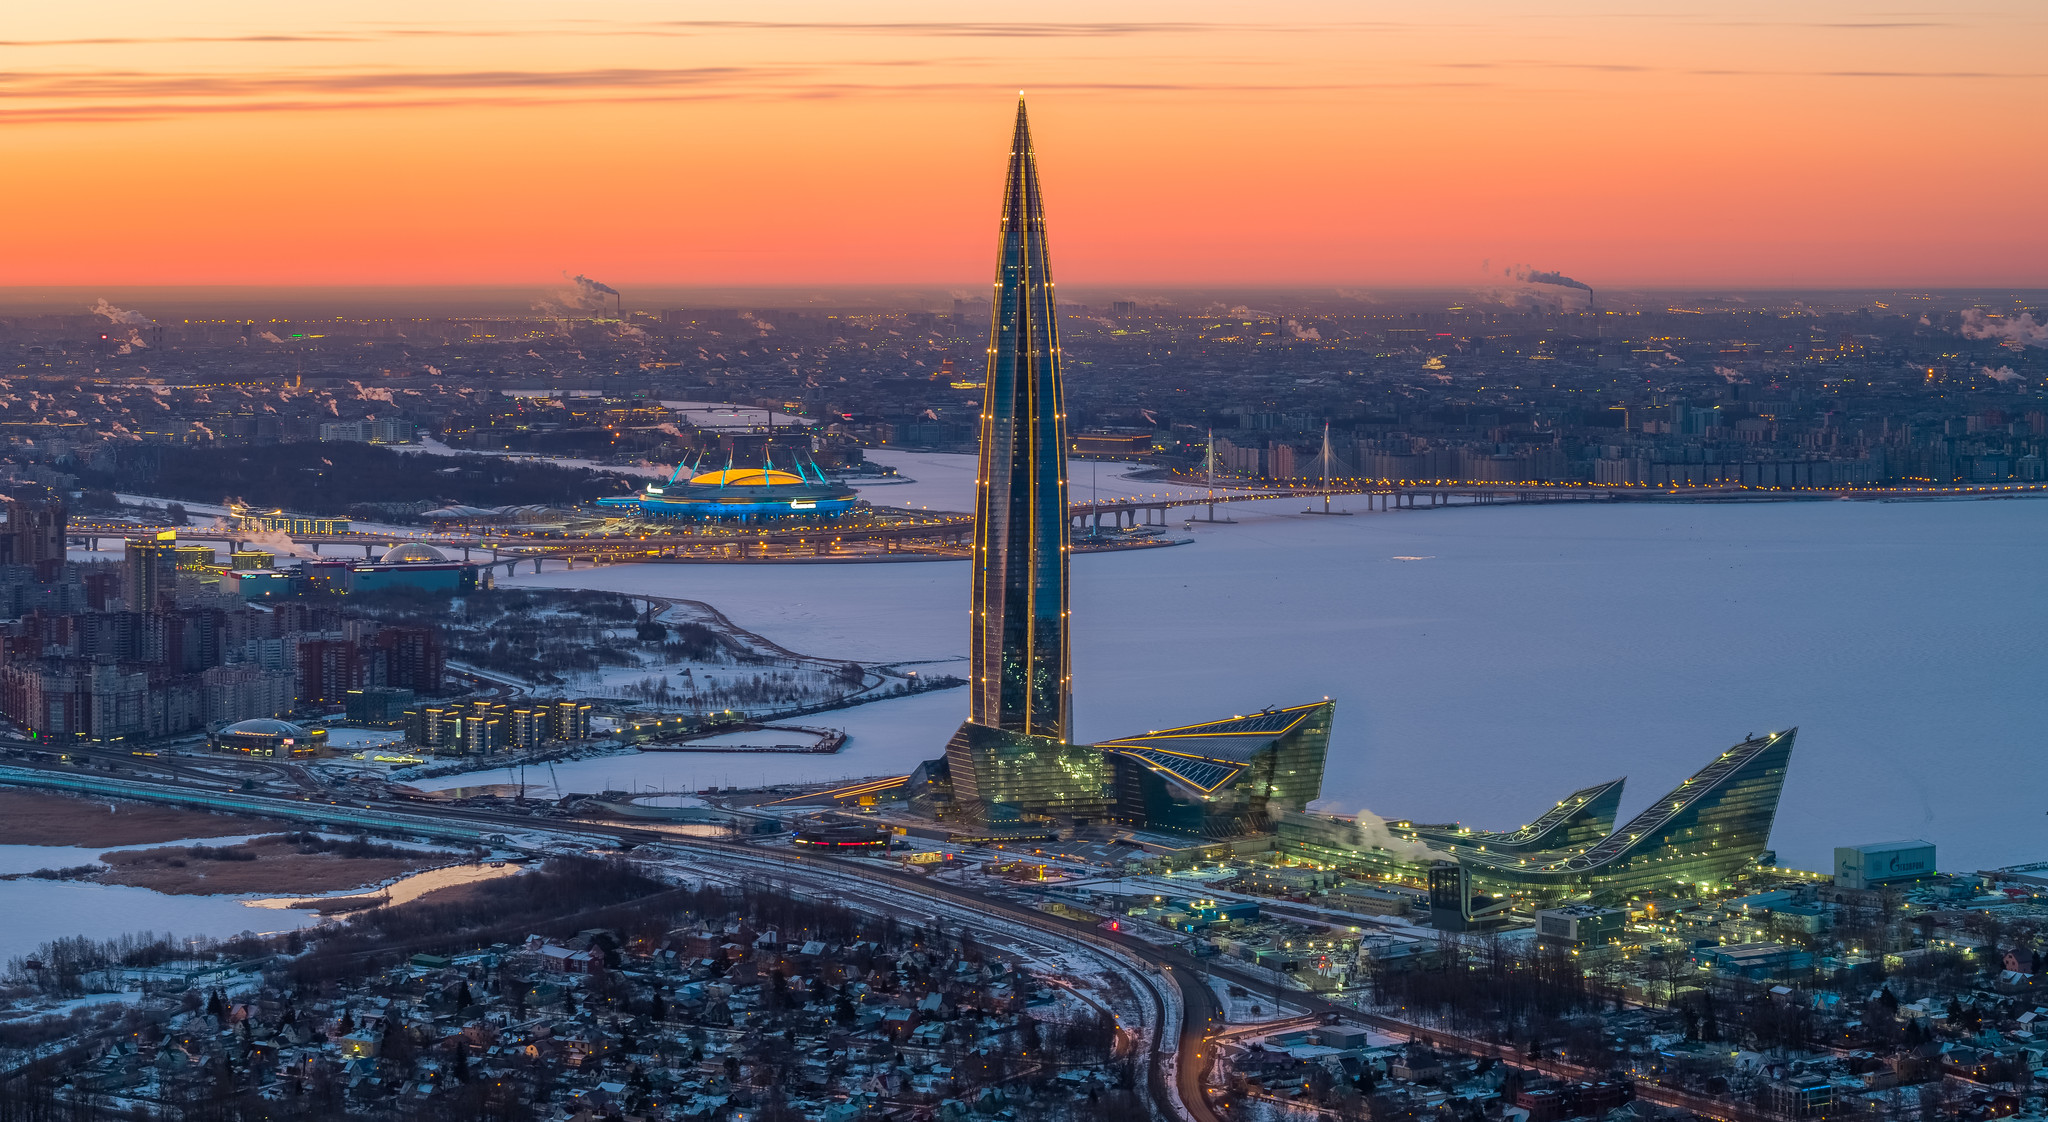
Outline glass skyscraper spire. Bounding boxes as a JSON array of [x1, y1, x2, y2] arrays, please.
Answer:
[[940, 100, 1326, 831], [969, 96, 1070, 740]]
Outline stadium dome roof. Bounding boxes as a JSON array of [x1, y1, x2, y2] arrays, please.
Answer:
[[218, 718, 314, 738], [381, 543, 449, 563], [689, 468, 806, 488]]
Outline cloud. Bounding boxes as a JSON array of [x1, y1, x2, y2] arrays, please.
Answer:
[[0, 65, 761, 100], [1959, 310, 2048, 347], [0, 34, 373, 47], [1980, 365, 2023, 383], [664, 20, 1230, 37], [0, 67, 1490, 126], [0, 19, 1349, 48]]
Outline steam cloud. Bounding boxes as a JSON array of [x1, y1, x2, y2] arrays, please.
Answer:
[[1959, 310, 2048, 347], [349, 380, 396, 404], [536, 272, 621, 316], [1285, 318, 1322, 342], [1333, 809, 1446, 863], [214, 520, 317, 559], [1981, 365, 2024, 384], [90, 298, 151, 325]]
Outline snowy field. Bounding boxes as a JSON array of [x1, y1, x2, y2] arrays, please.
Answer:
[[487, 452, 2048, 873]]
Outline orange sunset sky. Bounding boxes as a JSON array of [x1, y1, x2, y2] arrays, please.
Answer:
[[3, 1, 2043, 289]]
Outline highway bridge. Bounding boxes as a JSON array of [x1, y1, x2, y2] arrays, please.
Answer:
[[74, 478, 2046, 570], [69, 516, 980, 569]]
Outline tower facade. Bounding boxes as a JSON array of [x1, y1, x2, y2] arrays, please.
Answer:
[[969, 97, 1070, 739]]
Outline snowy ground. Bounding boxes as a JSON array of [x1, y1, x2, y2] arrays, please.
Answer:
[[486, 452, 2048, 873], [414, 686, 964, 796]]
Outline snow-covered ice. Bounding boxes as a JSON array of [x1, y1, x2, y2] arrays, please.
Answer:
[[0, 880, 320, 965], [487, 452, 2047, 873]]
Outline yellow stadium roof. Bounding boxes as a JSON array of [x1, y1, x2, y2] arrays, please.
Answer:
[[689, 467, 807, 487]]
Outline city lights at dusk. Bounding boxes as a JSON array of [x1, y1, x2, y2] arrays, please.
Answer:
[[0, 7, 2041, 1122]]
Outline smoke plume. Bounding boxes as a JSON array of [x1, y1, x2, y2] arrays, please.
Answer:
[[1285, 318, 1322, 342], [90, 299, 151, 325], [1505, 264, 1594, 293], [1981, 365, 2024, 384], [1959, 310, 2048, 347]]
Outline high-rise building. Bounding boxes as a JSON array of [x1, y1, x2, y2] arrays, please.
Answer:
[[927, 99, 1337, 834], [0, 493, 68, 580], [122, 531, 180, 610], [943, 99, 1109, 823], [968, 96, 1071, 740], [297, 638, 363, 706]]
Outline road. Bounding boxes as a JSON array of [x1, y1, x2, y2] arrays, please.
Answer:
[[0, 757, 1213, 1122], [0, 754, 1787, 1122]]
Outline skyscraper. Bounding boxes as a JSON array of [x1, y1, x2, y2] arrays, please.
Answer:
[[935, 99, 1332, 834], [969, 96, 1070, 739], [946, 99, 1106, 823]]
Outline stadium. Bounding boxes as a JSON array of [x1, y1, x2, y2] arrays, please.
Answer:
[[597, 453, 859, 522]]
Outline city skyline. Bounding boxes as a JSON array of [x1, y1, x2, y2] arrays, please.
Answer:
[[2, 1, 2045, 288]]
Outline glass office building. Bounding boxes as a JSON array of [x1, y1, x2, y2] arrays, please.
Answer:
[[1096, 702, 1334, 839], [943, 720, 1111, 823], [1279, 730, 1798, 905]]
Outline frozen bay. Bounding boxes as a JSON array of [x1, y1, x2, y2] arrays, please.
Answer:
[[484, 452, 2047, 874]]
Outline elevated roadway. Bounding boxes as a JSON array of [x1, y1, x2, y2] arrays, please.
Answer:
[[0, 757, 1212, 1121]]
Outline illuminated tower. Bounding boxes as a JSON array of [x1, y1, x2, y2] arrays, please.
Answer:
[[968, 96, 1070, 739], [946, 98, 1106, 823]]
